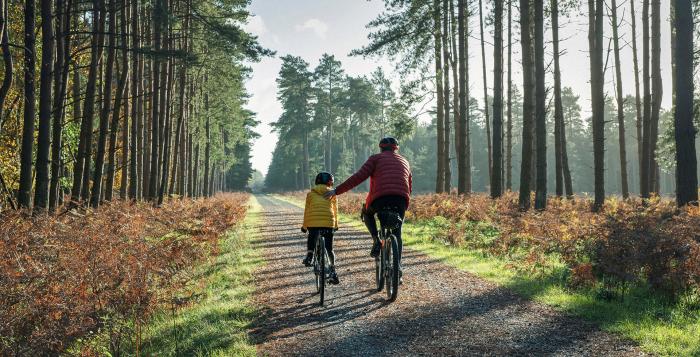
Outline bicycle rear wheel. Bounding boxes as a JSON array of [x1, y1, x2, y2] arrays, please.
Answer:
[[385, 236, 399, 301], [317, 236, 326, 306], [375, 253, 384, 292]]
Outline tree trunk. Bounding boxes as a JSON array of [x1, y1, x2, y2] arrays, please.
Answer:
[[479, 0, 492, 183], [491, 0, 504, 198], [450, 0, 461, 193], [71, 0, 104, 204], [434, 0, 446, 193], [533, 0, 546, 209], [33, 0, 55, 211], [589, 0, 606, 211], [611, 0, 629, 199], [90, 0, 116, 208], [204, 89, 211, 197], [551, 0, 572, 198], [442, 0, 451, 192], [107, 1, 129, 202], [457, 0, 470, 194], [0, 0, 13, 123], [640, 0, 651, 197], [18, 0, 37, 209], [630, 0, 643, 193], [50, 0, 71, 211], [518, 0, 534, 210], [674, 0, 698, 206], [148, 0, 163, 200], [649, 0, 662, 195], [506, 0, 513, 191]]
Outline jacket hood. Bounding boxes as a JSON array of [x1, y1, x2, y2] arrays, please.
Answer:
[[311, 184, 332, 195]]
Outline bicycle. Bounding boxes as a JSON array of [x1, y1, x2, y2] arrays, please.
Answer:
[[311, 228, 333, 306], [374, 207, 402, 302]]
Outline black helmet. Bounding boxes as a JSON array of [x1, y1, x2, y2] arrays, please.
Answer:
[[315, 172, 334, 185], [379, 137, 399, 151]]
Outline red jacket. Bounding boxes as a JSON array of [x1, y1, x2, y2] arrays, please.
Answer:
[[335, 151, 412, 208]]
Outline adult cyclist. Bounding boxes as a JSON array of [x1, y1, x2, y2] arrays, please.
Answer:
[[324, 137, 412, 279]]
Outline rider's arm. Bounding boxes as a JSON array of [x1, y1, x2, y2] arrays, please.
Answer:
[[334, 156, 376, 195], [302, 192, 312, 230]]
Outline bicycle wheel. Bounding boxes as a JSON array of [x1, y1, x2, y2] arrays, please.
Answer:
[[385, 235, 399, 301], [318, 236, 326, 306]]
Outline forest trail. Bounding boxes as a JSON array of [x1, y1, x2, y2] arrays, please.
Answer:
[[250, 195, 645, 356]]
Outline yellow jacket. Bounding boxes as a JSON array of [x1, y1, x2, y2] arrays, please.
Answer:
[[302, 184, 338, 230]]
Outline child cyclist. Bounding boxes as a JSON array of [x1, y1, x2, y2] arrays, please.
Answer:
[[301, 172, 340, 284]]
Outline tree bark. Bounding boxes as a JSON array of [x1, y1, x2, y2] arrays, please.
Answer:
[[611, 0, 629, 199], [506, 0, 513, 191], [442, 0, 451, 192], [491, 0, 504, 198], [479, 0, 492, 183], [90, 0, 117, 208], [533, 0, 546, 209], [649, 0, 662, 195], [640, 0, 651, 197], [204, 86, 211, 197], [450, 0, 461, 193], [0, 0, 12, 123], [518, 0, 534, 210], [457, 0, 470, 194], [148, 0, 163, 200], [674, 0, 698, 206], [630, 0, 643, 192], [589, 0, 606, 211], [33, 0, 55, 211], [434, 0, 446, 193], [18, 0, 37, 209]]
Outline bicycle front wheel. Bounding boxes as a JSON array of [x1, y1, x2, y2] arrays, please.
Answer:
[[385, 236, 399, 301]]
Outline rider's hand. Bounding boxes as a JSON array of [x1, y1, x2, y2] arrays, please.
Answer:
[[323, 189, 336, 200], [301, 227, 307, 233]]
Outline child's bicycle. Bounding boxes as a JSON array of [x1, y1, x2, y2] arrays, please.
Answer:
[[374, 207, 402, 302], [311, 229, 333, 306]]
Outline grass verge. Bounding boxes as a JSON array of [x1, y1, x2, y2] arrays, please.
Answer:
[[137, 196, 264, 356], [278, 193, 700, 356]]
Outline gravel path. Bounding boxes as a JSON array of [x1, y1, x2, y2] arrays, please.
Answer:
[[250, 195, 645, 356]]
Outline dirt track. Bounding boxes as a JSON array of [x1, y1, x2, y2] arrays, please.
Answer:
[[250, 195, 644, 356]]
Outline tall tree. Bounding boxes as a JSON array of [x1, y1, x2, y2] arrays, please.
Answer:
[[640, 0, 651, 197], [34, 0, 55, 211], [442, 0, 451, 192], [90, 0, 117, 208], [0, 0, 12, 121], [648, 0, 662, 194], [534, 0, 546, 209], [18, 0, 37, 208], [518, 0, 534, 210], [551, 0, 573, 198], [589, 0, 605, 211], [673, 0, 698, 206], [478, 0, 492, 182], [630, 0, 643, 192], [129, 0, 141, 199], [148, 0, 164, 200], [491, 0, 504, 198], [610, 0, 629, 199], [506, 0, 513, 190], [458, 0, 470, 194], [434, 0, 446, 193]]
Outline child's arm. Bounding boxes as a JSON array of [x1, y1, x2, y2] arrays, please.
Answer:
[[302, 193, 312, 230], [331, 196, 339, 229]]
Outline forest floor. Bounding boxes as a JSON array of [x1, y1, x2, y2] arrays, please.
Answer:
[[250, 195, 645, 356]]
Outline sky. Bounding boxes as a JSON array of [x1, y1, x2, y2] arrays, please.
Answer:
[[244, 0, 673, 176]]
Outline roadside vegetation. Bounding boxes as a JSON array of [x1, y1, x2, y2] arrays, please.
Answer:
[[282, 192, 700, 356], [0, 193, 252, 355]]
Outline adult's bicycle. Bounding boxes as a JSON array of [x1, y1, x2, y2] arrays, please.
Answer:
[[374, 207, 402, 301]]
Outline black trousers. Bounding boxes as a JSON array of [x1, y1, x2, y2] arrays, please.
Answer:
[[361, 195, 407, 265], [306, 228, 335, 266]]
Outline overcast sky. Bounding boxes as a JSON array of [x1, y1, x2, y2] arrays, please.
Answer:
[[244, 0, 673, 176]]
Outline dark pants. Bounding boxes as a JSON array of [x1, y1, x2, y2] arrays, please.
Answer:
[[361, 195, 407, 265], [307, 228, 335, 266]]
